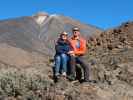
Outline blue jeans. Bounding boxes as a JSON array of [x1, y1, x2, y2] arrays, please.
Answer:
[[54, 54, 68, 75]]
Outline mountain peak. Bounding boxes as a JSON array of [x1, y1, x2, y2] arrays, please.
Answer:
[[33, 12, 49, 17], [33, 12, 49, 25]]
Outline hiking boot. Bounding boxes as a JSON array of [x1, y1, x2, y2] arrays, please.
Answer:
[[54, 73, 60, 83], [83, 80, 97, 83], [80, 80, 91, 86], [67, 75, 75, 81], [81, 79, 91, 83], [55, 73, 60, 79], [81, 80, 98, 85], [91, 80, 97, 83]]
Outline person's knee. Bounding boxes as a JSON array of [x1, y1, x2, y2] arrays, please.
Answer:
[[79, 59, 89, 69], [55, 56, 61, 63], [61, 54, 68, 60]]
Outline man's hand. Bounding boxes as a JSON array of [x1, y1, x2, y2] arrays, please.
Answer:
[[68, 51, 75, 56], [68, 51, 74, 54]]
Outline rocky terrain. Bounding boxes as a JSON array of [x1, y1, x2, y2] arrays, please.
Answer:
[[0, 12, 132, 100]]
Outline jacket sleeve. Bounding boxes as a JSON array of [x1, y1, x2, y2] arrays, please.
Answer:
[[55, 44, 65, 54]]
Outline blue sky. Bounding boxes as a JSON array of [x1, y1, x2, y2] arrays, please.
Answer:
[[0, 0, 132, 29]]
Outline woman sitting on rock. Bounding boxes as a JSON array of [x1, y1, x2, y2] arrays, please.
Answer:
[[54, 31, 72, 79]]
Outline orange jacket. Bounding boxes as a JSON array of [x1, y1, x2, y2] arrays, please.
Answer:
[[69, 37, 87, 55]]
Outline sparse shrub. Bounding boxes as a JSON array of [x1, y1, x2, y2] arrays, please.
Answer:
[[0, 68, 54, 99]]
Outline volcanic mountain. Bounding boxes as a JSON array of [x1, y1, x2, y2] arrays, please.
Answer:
[[0, 12, 102, 66]]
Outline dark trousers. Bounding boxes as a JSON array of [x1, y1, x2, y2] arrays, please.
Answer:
[[70, 55, 90, 81]]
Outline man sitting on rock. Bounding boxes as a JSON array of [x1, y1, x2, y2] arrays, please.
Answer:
[[68, 27, 90, 82]]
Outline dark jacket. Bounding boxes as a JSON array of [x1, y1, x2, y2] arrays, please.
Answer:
[[55, 38, 72, 55]]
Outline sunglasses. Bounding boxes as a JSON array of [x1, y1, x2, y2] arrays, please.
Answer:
[[73, 31, 79, 34]]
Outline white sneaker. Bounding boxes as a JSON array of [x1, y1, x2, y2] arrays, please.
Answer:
[[62, 72, 66, 77], [55, 73, 60, 76]]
